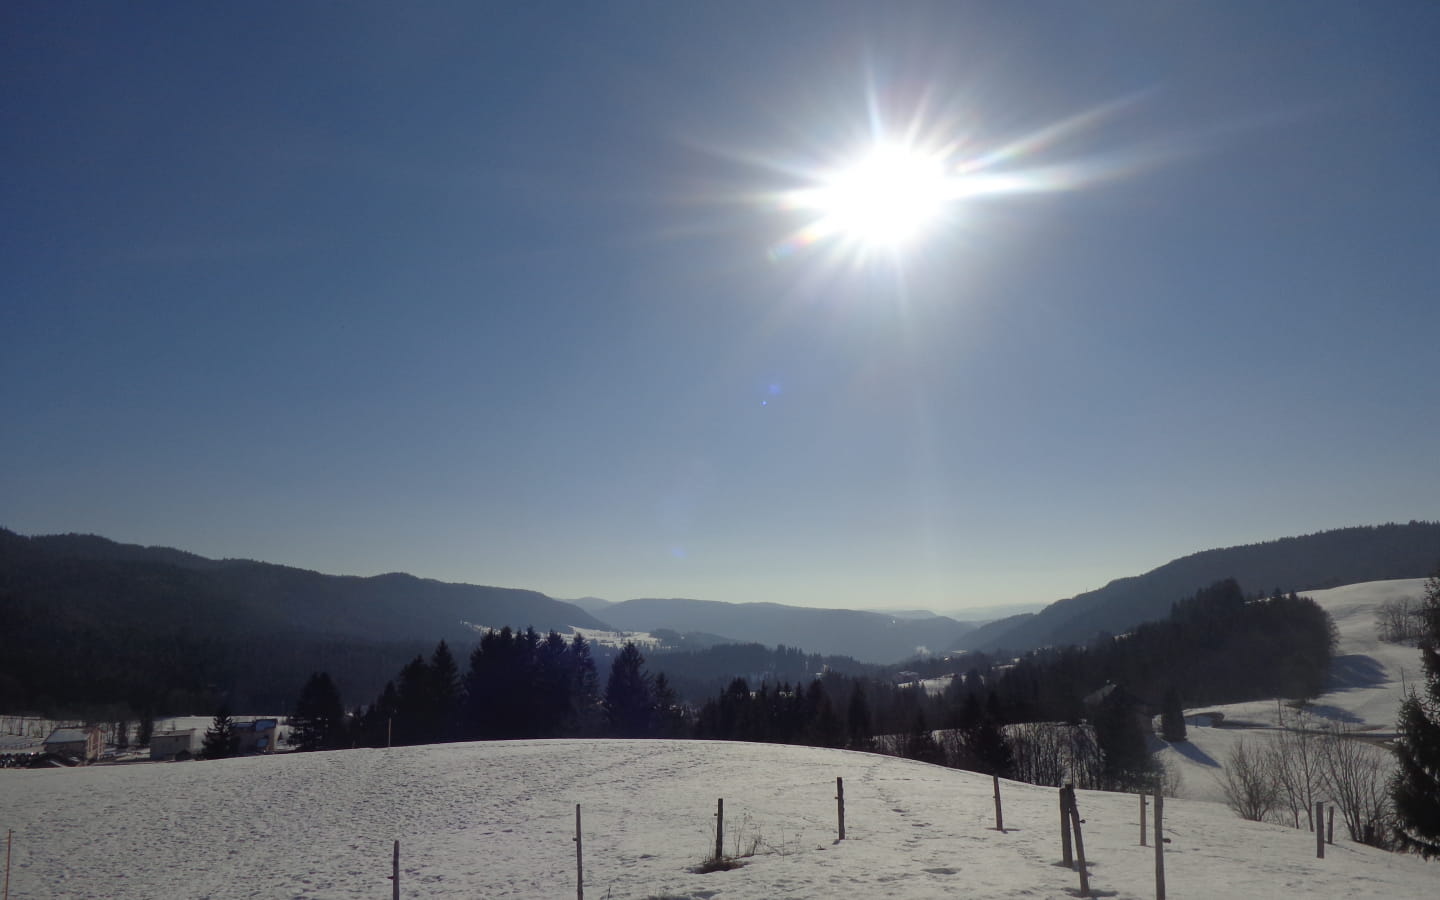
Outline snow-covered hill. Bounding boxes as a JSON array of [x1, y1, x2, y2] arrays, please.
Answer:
[[1157, 578, 1428, 805], [1, 738, 1433, 899]]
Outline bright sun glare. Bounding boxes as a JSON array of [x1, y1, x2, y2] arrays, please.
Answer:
[[802, 143, 952, 248], [765, 91, 1156, 266]]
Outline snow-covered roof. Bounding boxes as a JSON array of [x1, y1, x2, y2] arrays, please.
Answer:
[[44, 727, 94, 744]]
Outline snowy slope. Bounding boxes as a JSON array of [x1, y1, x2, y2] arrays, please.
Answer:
[[1, 739, 1433, 899], [1156, 578, 1428, 805]]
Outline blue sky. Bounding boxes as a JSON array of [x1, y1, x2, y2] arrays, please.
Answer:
[[4, 2, 1438, 612]]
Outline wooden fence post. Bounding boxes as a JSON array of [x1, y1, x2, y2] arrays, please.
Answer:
[[391, 840, 399, 900], [1140, 793, 1147, 847], [575, 805, 584, 900], [1069, 793, 1090, 897], [1059, 786, 1073, 867], [5, 829, 12, 900], [715, 798, 725, 861], [1327, 806, 1334, 845], [1154, 790, 1166, 900], [1315, 801, 1324, 859], [992, 774, 1004, 833], [836, 777, 846, 841]]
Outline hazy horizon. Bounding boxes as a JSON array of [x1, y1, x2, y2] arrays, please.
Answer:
[[4, 3, 1437, 613]]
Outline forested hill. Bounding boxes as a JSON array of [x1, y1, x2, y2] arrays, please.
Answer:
[[0, 528, 609, 715], [959, 522, 1440, 653], [0, 528, 607, 642]]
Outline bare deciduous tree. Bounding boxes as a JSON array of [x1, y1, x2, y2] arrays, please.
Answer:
[[1007, 722, 1104, 789], [1318, 723, 1393, 846], [1218, 737, 1280, 822], [1376, 596, 1425, 643], [1270, 704, 1326, 831]]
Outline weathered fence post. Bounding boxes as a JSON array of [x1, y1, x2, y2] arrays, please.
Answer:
[[390, 840, 399, 900], [836, 777, 846, 841], [1059, 786, 1074, 867], [387, 717, 392, 750], [1140, 793, 1147, 847], [574, 804, 584, 900], [1315, 801, 1325, 859], [5, 829, 12, 900], [1327, 805, 1334, 845], [1069, 793, 1090, 897], [715, 798, 725, 861], [992, 774, 1005, 832], [1154, 790, 1166, 900]]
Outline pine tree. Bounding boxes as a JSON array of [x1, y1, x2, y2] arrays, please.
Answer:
[[1161, 686, 1188, 742], [362, 680, 401, 747], [652, 672, 684, 737], [970, 708, 1015, 777], [805, 680, 845, 748], [605, 642, 655, 737], [904, 711, 946, 765], [291, 671, 346, 751], [393, 655, 433, 745], [1093, 688, 1156, 790], [1391, 568, 1440, 857], [845, 683, 873, 750], [202, 705, 239, 760], [114, 720, 130, 751], [136, 709, 155, 747], [570, 633, 602, 735], [430, 640, 462, 741]]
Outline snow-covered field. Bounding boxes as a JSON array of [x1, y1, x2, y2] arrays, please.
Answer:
[[2, 578, 1434, 897], [2, 738, 1433, 900], [1157, 578, 1428, 805]]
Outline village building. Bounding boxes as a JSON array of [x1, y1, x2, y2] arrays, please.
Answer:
[[43, 725, 103, 763], [231, 718, 278, 754], [149, 729, 199, 761]]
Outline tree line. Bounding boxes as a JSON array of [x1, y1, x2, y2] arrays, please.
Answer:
[[286, 628, 684, 751], [276, 579, 1334, 799]]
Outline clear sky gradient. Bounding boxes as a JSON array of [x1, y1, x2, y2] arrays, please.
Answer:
[[4, 2, 1438, 612]]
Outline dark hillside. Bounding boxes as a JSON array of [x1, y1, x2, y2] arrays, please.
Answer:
[[961, 522, 1440, 653], [0, 528, 608, 717]]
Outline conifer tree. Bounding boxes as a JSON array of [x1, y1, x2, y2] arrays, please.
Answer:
[[394, 655, 433, 745], [846, 683, 873, 750], [652, 672, 684, 737], [362, 680, 401, 747], [1391, 568, 1440, 857], [904, 711, 946, 765], [429, 640, 462, 741], [1093, 688, 1155, 790], [136, 709, 155, 747], [805, 680, 845, 748], [291, 671, 346, 751], [1161, 686, 1188, 742], [970, 697, 1015, 778], [604, 642, 655, 737], [570, 633, 602, 735], [202, 705, 239, 760]]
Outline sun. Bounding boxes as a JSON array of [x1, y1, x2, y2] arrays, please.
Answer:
[[809, 144, 953, 247], [776, 141, 962, 260]]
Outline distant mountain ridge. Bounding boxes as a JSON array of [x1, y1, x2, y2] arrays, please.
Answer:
[[595, 596, 977, 664], [0, 528, 609, 644], [958, 522, 1440, 654]]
